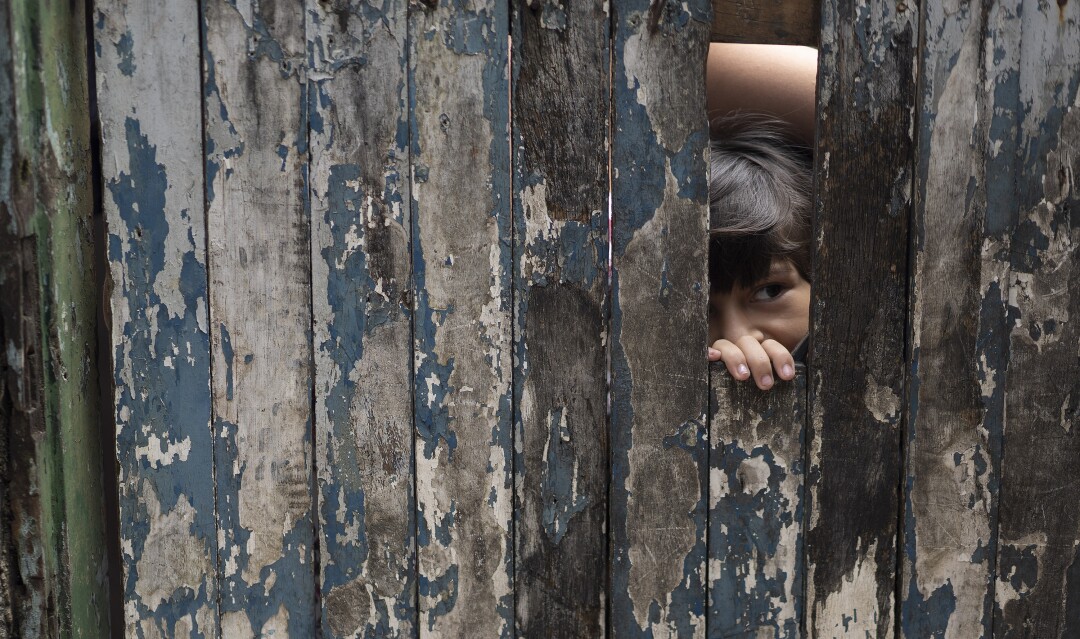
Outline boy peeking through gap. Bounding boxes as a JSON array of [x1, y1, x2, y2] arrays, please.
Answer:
[[704, 44, 817, 391], [706, 116, 812, 391]]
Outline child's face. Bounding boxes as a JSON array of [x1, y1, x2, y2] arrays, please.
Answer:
[[709, 258, 810, 351]]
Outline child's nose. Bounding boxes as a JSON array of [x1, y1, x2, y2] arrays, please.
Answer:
[[719, 304, 765, 343]]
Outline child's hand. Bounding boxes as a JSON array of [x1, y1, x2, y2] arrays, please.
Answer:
[[708, 337, 796, 390]]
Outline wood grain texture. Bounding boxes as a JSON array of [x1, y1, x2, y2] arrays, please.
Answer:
[[805, 1, 917, 637], [4, 2, 109, 637], [710, 0, 819, 46], [307, 0, 416, 636], [409, 0, 514, 634], [709, 366, 805, 638], [609, 0, 711, 633], [901, 1, 996, 636], [510, 0, 610, 636], [203, 1, 316, 635], [989, 1, 1080, 635], [95, 4, 218, 636]]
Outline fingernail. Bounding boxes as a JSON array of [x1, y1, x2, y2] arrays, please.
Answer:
[[761, 375, 773, 387], [782, 364, 793, 378], [737, 364, 749, 376]]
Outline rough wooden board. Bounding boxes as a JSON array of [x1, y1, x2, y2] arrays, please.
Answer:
[[1, 5, 22, 634], [710, 0, 819, 46], [3, 2, 110, 637], [991, 1, 1080, 635], [510, 0, 610, 635], [709, 365, 805, 638], [409, 0, 514, 633], [805, 1, 917, 637], [94, 4, 218, 636], [203, 1, 316, 635], [609, 0, 711, 633], [307, 1, 416, 636], [901, 1, 995, 636]]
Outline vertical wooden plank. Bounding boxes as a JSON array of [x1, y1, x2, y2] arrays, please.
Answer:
[[3, 1, 110, 637], [202, 1, 316, 635], [409, 0, 514, 633], [901, 0, 997, 636], [991, 1, 1080, 635], [804, 0, 917, 636], [1, 4, 25, 634], [708, 367, 805, 637], [510, 0, 610, 635], [95, 4, 218, 636], [609, 0, 711, 633], [307, 0, 416, 636]]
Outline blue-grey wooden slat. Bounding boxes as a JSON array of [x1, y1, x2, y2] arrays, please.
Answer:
[[510, 0, 611, 635], [989, 1, 1080, 635], [609, 0, 712, 633], [202, 1, 316, 635], [94, 3, 220, 636], [709, 367, 805, 637], [804, 1, 918, 635], [901, 0, 999, 635], [307, 0, 416, 636], [409, 0, 514, 634]]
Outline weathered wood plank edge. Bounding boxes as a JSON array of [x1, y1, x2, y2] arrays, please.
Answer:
[[709, 0, 820, 45]]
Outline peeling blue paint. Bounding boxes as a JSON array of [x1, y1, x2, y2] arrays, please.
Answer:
[[108, 116, 217, 634], [115, 30, 136, 76], [540, 407, 588, 544]]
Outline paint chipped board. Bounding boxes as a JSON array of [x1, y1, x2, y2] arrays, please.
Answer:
[[202, 1, 316, 635], [94, 3, 219, 635], [409, 0, 514, 634], [2, 1, 110, 637], [708, 365, 805, 638], [900, 0, 996, 635], [510, 0, 610, 634], [804, 0, 917, 636], [985, 1, 1080, 635], [710, 0, 819, 46], [609, 0, 711, 633], [307, 0, 416, 636]]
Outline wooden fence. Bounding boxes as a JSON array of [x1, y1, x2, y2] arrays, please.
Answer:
[[1, 0, 1078, 637]]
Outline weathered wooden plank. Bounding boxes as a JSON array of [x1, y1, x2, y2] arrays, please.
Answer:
[[609, 0, 711, 633], [202, 1, 316, 635], [710, 0, 819, 46], [307, 1, 416, 636], [804, 1, 918, 636], [510, 0, 610, 635], [95, 4, 218, 636], [708, 366, 805, 637], [3, 2, 109, 637], [901, 1, 997, 636], [409, 0, 514, 635], [991, 0, 1080, 635]]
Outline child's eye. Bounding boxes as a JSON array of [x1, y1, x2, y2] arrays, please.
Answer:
[[751, 284, 786, 301]]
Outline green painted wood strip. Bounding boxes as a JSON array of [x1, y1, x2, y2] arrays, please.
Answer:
[[609, 0, 712, 633], [510, 0, 611, 634], [708, 366, 805, 637], [409, 0, 514, 633], [94, 3, 218, 635], [804, 1, 918, 636], [307, 0, 416, 636], [901, 0, 999, 635], [202, 1, 316, 635], [991, 0, 1080, 635], [3, 1, 109, 637]]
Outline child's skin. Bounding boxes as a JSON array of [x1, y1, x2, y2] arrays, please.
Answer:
[[707, 258, 809, 390]]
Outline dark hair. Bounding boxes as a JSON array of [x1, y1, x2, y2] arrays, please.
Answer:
[[708, 115, 812, 292]]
